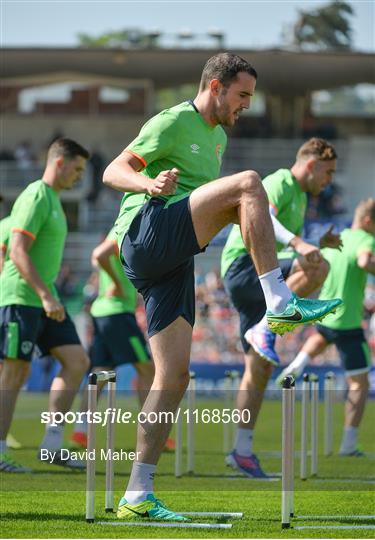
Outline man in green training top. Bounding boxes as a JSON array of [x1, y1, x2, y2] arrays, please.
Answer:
[[279, 198, 375, 456], [70, 227, 157, 448], [103, 53, 340, 521], [0, 215, 23, 450], [0, 138, 90, 472], [221, 138, 342, 477]]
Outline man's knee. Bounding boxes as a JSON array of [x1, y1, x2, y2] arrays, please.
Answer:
[[348, 374, 369, 393], [238, 170, 263, 197], [58, 348, 90, 377], [245, 353, 273, 387], [0, 359, 31, 390], [155, 367, 190, 393]]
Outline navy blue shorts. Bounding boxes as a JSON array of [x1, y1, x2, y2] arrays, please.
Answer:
[[316, 325, 371, 375], [0, 305, 81, 362], [121, 197, 205, 337], [90, 313, 150, 368], [224, 254, 293, 353]]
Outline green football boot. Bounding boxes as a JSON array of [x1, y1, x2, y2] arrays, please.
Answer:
[[117, 494, 189, 521]]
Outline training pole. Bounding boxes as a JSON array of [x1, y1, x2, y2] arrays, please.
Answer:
[[310, 375, 319, 476], [300, 373, 309, 480], [281, 375, 295, 529], [324, 372, 335, 457]]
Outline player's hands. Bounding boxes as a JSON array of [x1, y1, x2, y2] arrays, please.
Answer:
[[291, 237, 323, 265], [147, 168, 178, 196], [106, 282, 124, 298], [319, 225, 343, 250], [41, 294, 66, 322]]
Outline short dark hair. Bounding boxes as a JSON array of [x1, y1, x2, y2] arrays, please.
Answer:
[[47, 138, 90, 162], [297, 138, 337, 162], [199, 53, 257, 91]]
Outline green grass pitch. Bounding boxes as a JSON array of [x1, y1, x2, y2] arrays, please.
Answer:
[[1, 392, 374, 538]]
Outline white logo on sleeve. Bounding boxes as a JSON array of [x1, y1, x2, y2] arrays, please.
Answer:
[[190, 144, 200, 154]]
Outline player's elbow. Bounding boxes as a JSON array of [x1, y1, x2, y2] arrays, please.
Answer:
[[102, 164, 113, 187]]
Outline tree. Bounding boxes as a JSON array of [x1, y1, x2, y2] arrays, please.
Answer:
[[77, 28, 160, 48], [292, 1, 354, 50]]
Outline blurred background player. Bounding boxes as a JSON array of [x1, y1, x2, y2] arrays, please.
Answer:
[[221, 138, 342, 477], [69, 228, 173, 449], [0, 138, 90, 472], [279, 198, 375, 456], [103, 53, 340, 521], [0, 209, 22, 450]]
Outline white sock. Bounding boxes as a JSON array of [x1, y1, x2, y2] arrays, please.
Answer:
[[40, 424, 64, 451], [234, 428, 253, 457], [258, 268, 292, 313], [290, 351, 311, 374], [73, 413, 88, 434], [0, 440, 7, 454], [340, 427, 358, 453], [125, 462, 156, 505]]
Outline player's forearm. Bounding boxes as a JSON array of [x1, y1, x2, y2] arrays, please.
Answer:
[[103, 160, 149, 193], [269, 212, 295, 246], [10, 249, 52, 300], [96, 256, 123, 291]]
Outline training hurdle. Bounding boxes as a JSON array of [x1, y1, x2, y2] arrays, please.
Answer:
[[84, 369, 242, 529], [300, 371, 336, 480], [175, 371, 196, 477], [86, 370, 117, 523], [223, 370, 241, 454], [281, 375, 373, 531]]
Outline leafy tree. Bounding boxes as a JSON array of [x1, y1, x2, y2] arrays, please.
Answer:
[[292, 1, 353, 50], [77, 28, 160, 48]]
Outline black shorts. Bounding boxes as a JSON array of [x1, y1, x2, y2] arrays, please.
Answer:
[[224, 254, 293, 353], [316, 325, 371, 375], [0, 304, 81, 362], [121, 197, 205, 337], [90, 313, 150, 368]]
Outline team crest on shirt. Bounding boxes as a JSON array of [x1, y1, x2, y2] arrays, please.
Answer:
[[190, 144, 200, 154], [216, 144, 223, 164], [21, 341, 33, 355]]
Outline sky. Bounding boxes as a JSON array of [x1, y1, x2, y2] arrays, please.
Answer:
[[2, 0, 374, 51]]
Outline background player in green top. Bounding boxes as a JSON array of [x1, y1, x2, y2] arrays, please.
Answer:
[[0, 138, 90, 472], [69, 228, 156, 448], [103, 53, 340, 521], [279, 198, 375, 455], [0, 215, 22, 450], [221, 138, 342, 477]]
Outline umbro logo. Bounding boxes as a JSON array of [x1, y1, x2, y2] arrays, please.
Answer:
[[190, 144, 200, 154]]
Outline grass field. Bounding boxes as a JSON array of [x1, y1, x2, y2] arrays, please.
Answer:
[[1, 392, 374, 538]]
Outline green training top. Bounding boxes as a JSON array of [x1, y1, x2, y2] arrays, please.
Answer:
[[0, 216, 11, 254], [115, 101, 227, 247], [0, 180, 67, 308], [221, 169, 307, 278], [90, 227, 137, 318], [319, 228, 375, 330]]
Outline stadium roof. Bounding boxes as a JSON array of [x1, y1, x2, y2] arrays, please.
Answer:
[[2, 47, 375, 95]]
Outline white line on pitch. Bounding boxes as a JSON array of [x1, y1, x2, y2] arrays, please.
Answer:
[[178, 512, 243, 518], [296, 515, 375, 520], [294, 525, 375, 530], [97, 521, 233, 529]]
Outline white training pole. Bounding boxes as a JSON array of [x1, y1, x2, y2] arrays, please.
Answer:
[[105, 376, 116, 512], [310, 375, 319, 476], [187, 372, 196, 474], [281, 376, 294, 529], [300, 373, 309, 480], [324, 372, 335, 457], [98, 521, 233, 529], [290, 382, 295, 518], [231, 370, 240, 446], [178, 512, 243, 518], [175, 398, 183, 478], [86, 375, 98, 522], [223, 371, 232, 454]]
